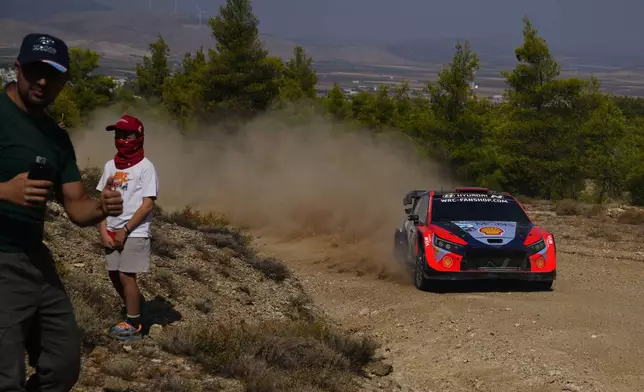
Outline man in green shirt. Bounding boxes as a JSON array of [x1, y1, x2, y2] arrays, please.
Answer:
[[0, 33, 123, 392]]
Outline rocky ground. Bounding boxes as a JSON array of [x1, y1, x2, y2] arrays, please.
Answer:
[[251, 198, 644, 392], [39, 170, 644, 392], [38, 171, 397, 392]]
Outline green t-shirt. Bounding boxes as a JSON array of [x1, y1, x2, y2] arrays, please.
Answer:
[[0, 91, 81, 252]]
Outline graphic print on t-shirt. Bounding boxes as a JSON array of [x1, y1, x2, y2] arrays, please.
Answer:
[[112, 171, 130, 191]]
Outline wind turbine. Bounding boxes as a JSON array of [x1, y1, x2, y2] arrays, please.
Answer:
[[196, 5, 209, 28]]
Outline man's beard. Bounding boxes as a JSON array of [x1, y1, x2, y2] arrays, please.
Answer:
[[18, 85, 50, 112]]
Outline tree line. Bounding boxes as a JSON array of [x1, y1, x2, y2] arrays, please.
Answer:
[[4, 0, 644, 206]]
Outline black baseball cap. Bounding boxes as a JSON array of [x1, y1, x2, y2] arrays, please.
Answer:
[[17, 33, 69, 73]]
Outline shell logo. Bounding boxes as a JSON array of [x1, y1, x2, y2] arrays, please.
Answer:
[[442, 256, 454, 268], [479, 226, 504, 236]]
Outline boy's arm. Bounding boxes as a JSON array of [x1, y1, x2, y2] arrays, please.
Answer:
[[124, 197, 155, 233], [99, 219, 110, 238], [124, 164, 158, 233]]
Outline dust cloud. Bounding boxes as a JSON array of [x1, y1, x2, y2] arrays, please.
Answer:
[[72, 105, 457, 280]]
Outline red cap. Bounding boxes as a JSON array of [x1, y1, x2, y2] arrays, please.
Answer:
[[105, 114, 144, 134]]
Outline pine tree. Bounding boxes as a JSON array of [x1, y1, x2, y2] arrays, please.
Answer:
[[204, 0, 283, 114], [135, 34, 171, 102]]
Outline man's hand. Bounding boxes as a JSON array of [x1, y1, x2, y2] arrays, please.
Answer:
[[0, 172, 53, 207], [113, 228, 128, 249], [100, 176, 123, 217]]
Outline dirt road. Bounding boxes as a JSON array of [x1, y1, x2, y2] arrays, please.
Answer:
[[252, 205, 644, 392]]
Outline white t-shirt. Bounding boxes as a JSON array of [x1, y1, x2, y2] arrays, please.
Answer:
[[96, 157, 159, 238]]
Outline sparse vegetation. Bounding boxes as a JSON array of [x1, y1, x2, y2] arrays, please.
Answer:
[[555, 199, 582, 216], [102, 358, 139, 381], [159, 318, 378, 392], [150, 229, 183, 259], [45, 168, 384, 391], [617, 209, 644, 225], [157, 205, 230, 229], [247, 255, 291, 282]]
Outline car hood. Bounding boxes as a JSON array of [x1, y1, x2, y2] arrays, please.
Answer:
[[433, 220, 533, 246]]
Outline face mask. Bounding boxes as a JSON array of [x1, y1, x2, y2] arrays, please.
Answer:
[[114, 135, 145, 169], [115, 136, 143, 155]]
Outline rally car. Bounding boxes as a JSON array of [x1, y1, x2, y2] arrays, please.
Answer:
[[393, 187, 556, 291]]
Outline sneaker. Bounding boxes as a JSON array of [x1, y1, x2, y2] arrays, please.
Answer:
[[108, 321, 143, 341]]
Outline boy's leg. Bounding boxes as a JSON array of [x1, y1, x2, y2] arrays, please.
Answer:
[[0, 252, 39, 392], [105, 247, 126, 317], [121, 272, 141, 321], [108, 271, 125, 301], [108, 237, 150, 340]]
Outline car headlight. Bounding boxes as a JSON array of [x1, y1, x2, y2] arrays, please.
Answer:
[[433, 235, 464, 252], [527, 238, 546, 254]]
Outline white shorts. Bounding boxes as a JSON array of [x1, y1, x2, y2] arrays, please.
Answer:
[[105, 237, 151, 273]]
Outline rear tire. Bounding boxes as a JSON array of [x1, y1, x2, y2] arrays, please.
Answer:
[[393, 229, 407, 265]]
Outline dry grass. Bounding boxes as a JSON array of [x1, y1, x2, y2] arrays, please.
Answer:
[[150, 228, 183, 259], [102, 358, 139, 381], [555, 199, 582, 216], [583, 204, 607, 218], [80, 166, 103, 200], [617, 209, 644, 225], [247, 255, 291, 283], [159, 317, 378, 392], [154, 375, 202, 392], [154, 267, 183, 299], [65, 274, 121, 346], [586, 228, 621, 241], [157, 205, 229, 229], [514, 194, 534, 206]]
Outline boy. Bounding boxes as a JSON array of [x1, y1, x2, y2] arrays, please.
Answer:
[[96, 114, 159, 340]]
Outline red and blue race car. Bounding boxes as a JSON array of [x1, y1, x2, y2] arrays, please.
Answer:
[[393, 187, 556, 291]]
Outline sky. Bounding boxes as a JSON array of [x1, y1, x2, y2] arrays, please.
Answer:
[[2, 0, 642, 55], [181, 0, 639, 53]]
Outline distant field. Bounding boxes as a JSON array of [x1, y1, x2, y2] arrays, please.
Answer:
[[4, 43, 644, 97], [315, 60, 644, 97]]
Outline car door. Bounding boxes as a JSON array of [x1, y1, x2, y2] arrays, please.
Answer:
[[407, 194, 429, 260]]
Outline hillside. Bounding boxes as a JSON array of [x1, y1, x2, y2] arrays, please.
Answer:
[[0, 11, 416, 66], [43, 169, 400, 392]]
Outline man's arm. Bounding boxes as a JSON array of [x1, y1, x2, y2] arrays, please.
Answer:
[[58, 181, 107, 227], [54, 135, 110, 227]]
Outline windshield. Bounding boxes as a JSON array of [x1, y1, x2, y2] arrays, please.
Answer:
[[430, 193, 531, 223]]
